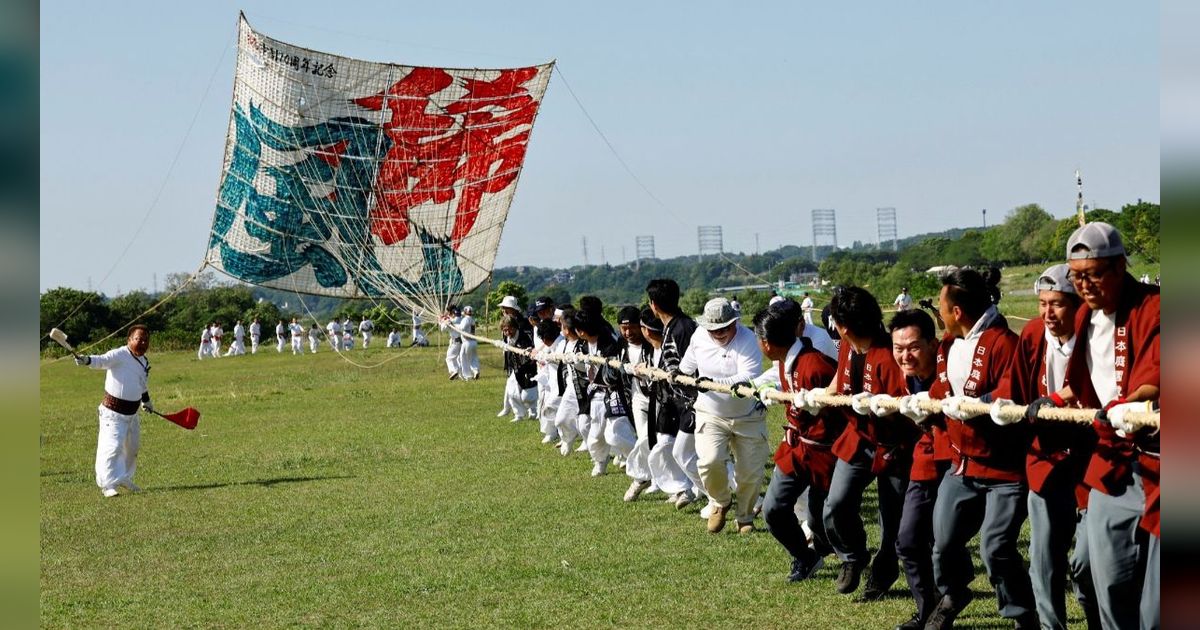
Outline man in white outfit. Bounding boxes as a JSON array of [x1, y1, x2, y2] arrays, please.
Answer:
[[458, 306, 480, 379], [893, 287, 914, 312], [439, 306, 463, 380], [326, 318, 342, 351], [359, 317, 374, 349], [75, 324, 153, 497], [249, 318, 261, 354], [289, 317, 304, 354], [225, 320, 246, 356], [210, 322, 223, 358], [198, 325, 213, 360], [275, 320, 287, 353], [308, 323, 321, 353], [679, 297, 769, 534], [801, 293, 816, 325]]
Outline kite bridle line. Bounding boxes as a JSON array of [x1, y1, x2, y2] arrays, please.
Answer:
[[447, 324, 1161, 433]]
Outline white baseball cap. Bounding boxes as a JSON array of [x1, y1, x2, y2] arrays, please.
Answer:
[[1066, 222, 1125, 260]]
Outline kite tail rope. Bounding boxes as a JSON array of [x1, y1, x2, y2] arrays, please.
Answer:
[[450, 325, 1160, 432]]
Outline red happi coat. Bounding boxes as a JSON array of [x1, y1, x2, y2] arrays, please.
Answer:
[[1065, 274, 1159, 536], [908, 380, 950, 483], [776, 340, 851, 492], [830, 336, 919, 475], [929, 314, 1026, 481], [993, 318, 1096, 504]]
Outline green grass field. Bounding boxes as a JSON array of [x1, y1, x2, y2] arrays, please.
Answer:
[[41, 337, 1085, 628]]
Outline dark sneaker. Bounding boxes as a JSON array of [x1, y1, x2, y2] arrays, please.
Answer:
[[894, 612, 924, 630], [835, 562, 864, 594], [787, 556, 825, 582], [861, 570, 899, 601], [1013, 613, 1040, 630], [923, 591, 973, 630]]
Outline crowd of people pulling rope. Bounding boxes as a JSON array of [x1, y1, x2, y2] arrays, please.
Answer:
[[70, 221, 1158, 630], [442, 221, 1159, 630]]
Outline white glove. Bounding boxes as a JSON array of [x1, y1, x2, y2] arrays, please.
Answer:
[[898, 392, 933, 424], [1108, 401, 1154, 437], [850, 392, 872, 415], [989, 398, 1021, 426], [796, 388, 825, 415], [623, 363, 638, 376], [942, 396, 982, 421], [869, 394, 897, 416], [757, 385, 781, 407], [141, 399, 155, 414]]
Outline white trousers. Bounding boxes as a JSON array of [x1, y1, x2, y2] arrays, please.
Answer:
[[445, 340, 462, 376], [672, 430, 704, 499], [649, 433, 691, 495], [329, 334, 341, 351], [539, 394, 561, 439], [585, 398, 609, 464], [276, 336, 286, 352], [251, 335, 260, 354], [458, 340, 480, 379], [361, 331, 372, 348], [225, 339, 245, 356], [210, 339, 222, 358], [603, 415, 637, 461], [291, 336, 303, 354], [96, 406, 140, 491], [309, 337, 319, 353], [198, 342, 213, 360], [504, 373, 537, 418], [694, 409, 770, 525], [554, 389, 581, 445], [625, 392, 653, 483]]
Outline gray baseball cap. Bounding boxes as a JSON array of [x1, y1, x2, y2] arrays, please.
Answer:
[[695, 297, 739, 331], [1066, 222, 1125, 260], [1034, 264, 1076, 294]]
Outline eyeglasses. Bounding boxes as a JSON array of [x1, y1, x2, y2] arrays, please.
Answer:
[[1066, 265, 1112, 285]]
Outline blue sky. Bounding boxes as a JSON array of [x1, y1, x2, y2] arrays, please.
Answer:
[[39, 1, 1159, 293]]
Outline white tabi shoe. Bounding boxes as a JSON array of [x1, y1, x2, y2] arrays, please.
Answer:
[[590, 460, 609, 477]]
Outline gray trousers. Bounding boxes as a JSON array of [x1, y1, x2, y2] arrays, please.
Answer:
[[1086, 474, 1158, 630], [932, 471, 1036, 620], [822, 448, 907, 578], [763, 466, 829, 567], [1028, 480, 1101, 629]]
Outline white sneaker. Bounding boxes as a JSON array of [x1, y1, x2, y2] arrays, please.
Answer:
[[674, 489, 695, 510], [700, 501, 715, 519], [591, 460, 609, 477], [102, 487, 119, 498], [559, 440, 572, 456], [623, 479, 652, 502]]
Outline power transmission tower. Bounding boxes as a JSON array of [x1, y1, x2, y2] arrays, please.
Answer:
[[635, 235, 655, 270], [698, 225, 723, 260], [877, 207, 898, 251], [811, 209, 837, 261]]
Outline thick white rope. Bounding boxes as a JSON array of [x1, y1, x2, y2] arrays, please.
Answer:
[[452, 325, 1160, 432]]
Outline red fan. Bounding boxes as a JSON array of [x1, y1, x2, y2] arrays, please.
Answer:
[[152, 408, 201, 430]]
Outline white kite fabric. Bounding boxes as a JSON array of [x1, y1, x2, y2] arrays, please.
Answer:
[[207, 14, 553, 317]]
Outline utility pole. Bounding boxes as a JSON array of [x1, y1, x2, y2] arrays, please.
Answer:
[[982, 209, 987, 229], [582, 236, 589, 266]]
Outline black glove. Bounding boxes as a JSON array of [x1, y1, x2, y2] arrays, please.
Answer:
[[74, 354, 90, 366], [1024, 396, 1058, 423], [729, 381, 754, 399]]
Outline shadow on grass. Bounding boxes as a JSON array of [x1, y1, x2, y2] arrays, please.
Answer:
[[148, 474, 355, 492]]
